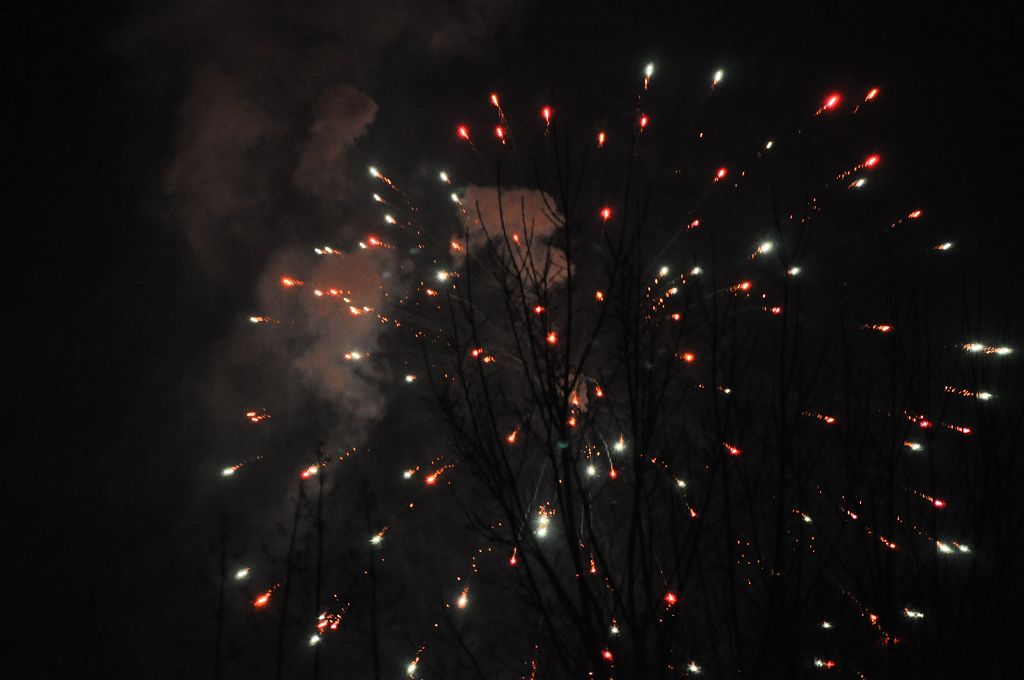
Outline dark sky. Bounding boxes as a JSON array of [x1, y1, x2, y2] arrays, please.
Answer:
[[11, 1, 1022, 677]]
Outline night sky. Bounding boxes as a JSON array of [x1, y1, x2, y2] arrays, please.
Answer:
[[12, 1, 1024, 677]]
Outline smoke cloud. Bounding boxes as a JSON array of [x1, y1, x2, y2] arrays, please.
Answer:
[[457, 184, 569, 283], [118, 0, 522, 448], [293, 84, 379, 200]]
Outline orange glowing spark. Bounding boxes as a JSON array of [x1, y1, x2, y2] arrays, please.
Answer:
[[280, 277, 304, 288], [254, 589, 273, 608], [597, 131, 606, 148], [600, 206, 612, 221], [664, 592, 678, 606], [639, 114, 649, 129], [541, 106, 552, 124], [865, 87, 879, 101], [546, 331, 558, 345], [595, 290, 605, 301], [490, 93, 499, 107], [723, 443, 742, 456], [495, 126, 505, 143], [715, 167, 728, 181], [457, 125, 470, 140]]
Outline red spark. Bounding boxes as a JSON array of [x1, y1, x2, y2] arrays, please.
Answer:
[[600, 206, 612, 221], [865, 87, 879, 101], [541, 106, 552, 124], [715, 167, 728, 181], [864, 154, 881, 168], [254, 590, 273, 608], [457, 125, 470, 140]]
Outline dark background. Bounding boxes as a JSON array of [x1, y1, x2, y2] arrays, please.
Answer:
[[9, 1, 1021, 676]]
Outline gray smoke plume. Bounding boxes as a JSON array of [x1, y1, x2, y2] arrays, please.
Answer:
[[457, 184, 569, 283], [118, 0, 522, 448]]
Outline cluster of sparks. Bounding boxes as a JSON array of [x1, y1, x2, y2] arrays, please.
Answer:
[[211, 58, 1017, 678]]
